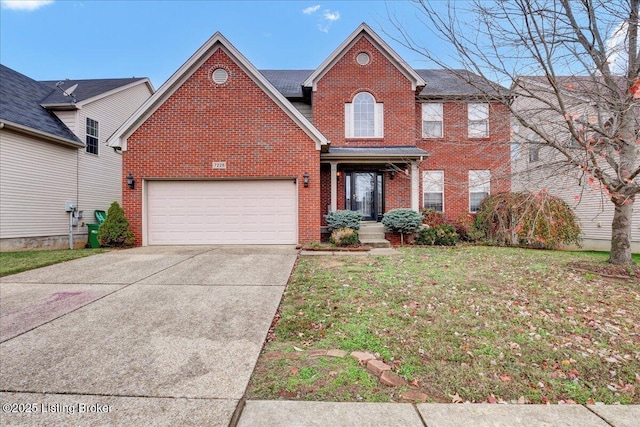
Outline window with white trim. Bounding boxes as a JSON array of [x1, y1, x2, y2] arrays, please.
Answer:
[[528, 134, 540, 162], [423, 170, 444, 212], [86, 118, 99, 155], [469, 170, 490, 212], [422, 103, 443, 138], [345, 92, 383, 138], [468, 103, 489, 138]]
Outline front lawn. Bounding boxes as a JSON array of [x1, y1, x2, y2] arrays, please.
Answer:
[[247, 246, 639, 404], [0, 248, 107, 277]]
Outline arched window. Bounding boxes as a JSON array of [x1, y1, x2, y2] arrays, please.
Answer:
[[345, 92, 383, 138]]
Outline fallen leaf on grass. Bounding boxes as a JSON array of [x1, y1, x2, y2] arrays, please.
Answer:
[[293, 346, 304, 352], [499, 374, 511, 382], [291, 367, 299, 375], [449, 393, 464, 403], [487, 394, 497, 404]]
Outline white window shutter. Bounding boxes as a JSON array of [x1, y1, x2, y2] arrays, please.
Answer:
[[375, 103, 384, 137], [345, 103, 352, 138]]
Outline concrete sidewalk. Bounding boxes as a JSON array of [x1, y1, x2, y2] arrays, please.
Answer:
[[235, 400, 639, 427], [0, 246, 297, 426]]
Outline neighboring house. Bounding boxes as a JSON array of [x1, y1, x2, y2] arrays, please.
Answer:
[[511, 76, 640, 252], [0, 64, 154, 250], [108, 23, 511, 246]]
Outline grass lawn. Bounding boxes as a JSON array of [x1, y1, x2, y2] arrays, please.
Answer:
[[0, 248, 108, 277], [247, 246, 639, 404]]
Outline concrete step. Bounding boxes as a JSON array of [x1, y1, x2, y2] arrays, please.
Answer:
[[358, 222, 390, 248], [359, 238, 391, 249]]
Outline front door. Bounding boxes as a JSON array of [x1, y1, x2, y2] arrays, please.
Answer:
[[346, 171, 383, 221]]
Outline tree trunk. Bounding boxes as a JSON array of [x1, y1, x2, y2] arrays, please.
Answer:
[[609, 198, 634, 265]]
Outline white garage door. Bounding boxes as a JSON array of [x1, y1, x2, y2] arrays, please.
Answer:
[[146, 180, 297, 245]]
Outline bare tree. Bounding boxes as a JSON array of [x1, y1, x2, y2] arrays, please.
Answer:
[[388, 0, 639, 264]]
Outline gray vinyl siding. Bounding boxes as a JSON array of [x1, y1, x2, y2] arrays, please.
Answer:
[[0, 129, 79, 239], [291, 102, 313, 122], [511, 83, 639, 249], [0, 81, 152, 245], [52, 110, 78, 134], [76, 83, 152, 223]]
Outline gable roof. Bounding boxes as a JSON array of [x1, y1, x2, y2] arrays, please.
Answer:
[[302, 22, 426, 91], [0, 64, 82, 147], [39, 77, 153, 109], [108, 33, 329, 151]]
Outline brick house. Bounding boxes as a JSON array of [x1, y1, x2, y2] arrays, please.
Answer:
[[108, 23, 510, 246]]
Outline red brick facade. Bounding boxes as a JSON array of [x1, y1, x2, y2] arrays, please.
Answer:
[[315, 34, 511, 226], [416, 102, 512, 222], [122, 48, 320, 245], [117, 27, 511, 246]]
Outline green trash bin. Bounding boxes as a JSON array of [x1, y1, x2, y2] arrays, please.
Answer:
[[87, 223, 101, 248]]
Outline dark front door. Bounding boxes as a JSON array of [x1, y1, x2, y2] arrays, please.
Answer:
[[346, 171, 383, 221]]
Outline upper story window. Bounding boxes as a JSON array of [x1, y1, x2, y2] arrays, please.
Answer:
[[422, 103, 443, 138], [345, 92, 383, 138], [468, 103, 489, 138], [86, 118, 99, 155], [423, 170, 444, 212], [528, 134, 541, 162], [469, 170, 490, 212]]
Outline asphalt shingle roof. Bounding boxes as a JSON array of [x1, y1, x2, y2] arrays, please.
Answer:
[[260, 70, 313, 98], [39, 77, 146, 105], [416, 69, 507, 98], [260, 69, 507, 99], [0, 64, 81, 144], [322, 146, 429, 159]]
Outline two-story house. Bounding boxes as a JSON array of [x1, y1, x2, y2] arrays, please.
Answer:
[[0, 65, 153, 250], [511, 76, 640, 252], [108, 23, 510, 246]]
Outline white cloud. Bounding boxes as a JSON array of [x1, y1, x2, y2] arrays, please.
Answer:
[[323, 10, 340, 22], [606, 20, 631, 75], [302, 4, 320, 15], [302, 4, 340, 33], [1, 0, 53, 11]]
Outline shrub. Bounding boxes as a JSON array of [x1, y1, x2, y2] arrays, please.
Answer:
[[476, 191, 581, 249], [414, 224, 458, 246], [325, 210, 363, 231], [452, 213, 484, 242], [330, 227, 359, 246], [97, 201, 134, 247], [382, 209, 423, 245], [421, 209, 448, 227]]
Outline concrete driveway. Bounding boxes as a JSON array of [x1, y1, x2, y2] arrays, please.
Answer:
[[0, 246, 297, 426]]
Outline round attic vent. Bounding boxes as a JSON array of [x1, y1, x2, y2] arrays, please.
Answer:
[[356, 52, 370, 65], [212, 68, 228, 84]]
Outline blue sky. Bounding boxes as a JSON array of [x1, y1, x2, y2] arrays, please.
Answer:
[[0, 0, 449, 88]]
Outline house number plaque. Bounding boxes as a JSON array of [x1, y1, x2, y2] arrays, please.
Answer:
[[212, 161, 227, 170]]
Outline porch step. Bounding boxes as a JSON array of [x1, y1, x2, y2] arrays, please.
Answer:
[[359, 222, 391, 248]]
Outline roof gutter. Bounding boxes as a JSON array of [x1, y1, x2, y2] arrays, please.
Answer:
[[0, 120, 84, 148], [40, 103, 79, 111]]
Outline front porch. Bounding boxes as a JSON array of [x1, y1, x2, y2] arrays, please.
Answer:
[[319, 146, 428, 243], [320, 146, 427, 218]]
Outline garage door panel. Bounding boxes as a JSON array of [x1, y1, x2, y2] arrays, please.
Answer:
[[147, 181, 297, 245]]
